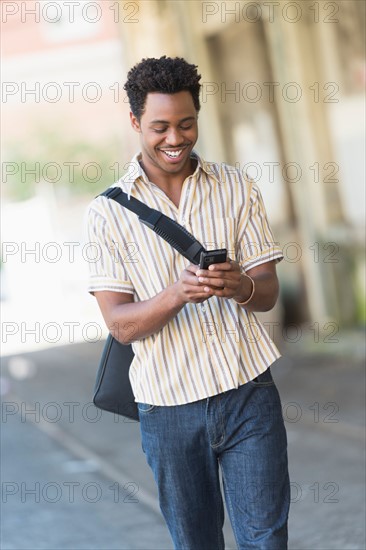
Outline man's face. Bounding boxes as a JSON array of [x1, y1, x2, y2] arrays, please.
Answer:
[[130, 91, 198, 178]]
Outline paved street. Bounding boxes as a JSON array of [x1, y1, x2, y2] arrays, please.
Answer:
[[1, 334, 365, 550]]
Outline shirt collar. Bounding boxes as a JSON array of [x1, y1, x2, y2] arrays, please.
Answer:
[[121, 150, 223, 192], [193, 152, 222, 184]]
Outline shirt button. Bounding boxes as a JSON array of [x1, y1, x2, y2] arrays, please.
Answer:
[[181, 218, 186, 225], [201, 305, 206, 313]]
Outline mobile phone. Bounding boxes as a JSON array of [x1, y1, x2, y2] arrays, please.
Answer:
[[199, 249, 227, 269]]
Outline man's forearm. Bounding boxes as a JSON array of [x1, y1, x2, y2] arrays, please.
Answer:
[[109, 283, 185, 344], [105, 264, 278, 344], [233, 271, 279, 312]]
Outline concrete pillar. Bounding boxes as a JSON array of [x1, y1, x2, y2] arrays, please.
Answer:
[[263, 15, 330, 323]]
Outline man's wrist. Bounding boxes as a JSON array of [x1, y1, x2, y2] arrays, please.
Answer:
[[167, 282, 187, 309], [233, 274, 255, 306]]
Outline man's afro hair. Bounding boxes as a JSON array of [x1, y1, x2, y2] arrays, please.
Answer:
[[124, 56, 201, 120]]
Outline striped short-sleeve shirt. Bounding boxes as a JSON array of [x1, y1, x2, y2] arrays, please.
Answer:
[[85, 152, 283, 406]]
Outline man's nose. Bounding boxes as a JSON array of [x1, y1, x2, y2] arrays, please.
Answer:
[[165, 128, 183, 146]]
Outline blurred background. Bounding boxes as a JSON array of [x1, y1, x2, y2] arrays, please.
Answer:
[[1, 1, 365, 549]]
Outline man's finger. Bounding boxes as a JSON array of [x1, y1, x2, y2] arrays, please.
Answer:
[[186, 264, 199, 274], [208, 260, 239, 272]]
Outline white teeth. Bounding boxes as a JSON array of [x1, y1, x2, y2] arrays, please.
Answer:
[[163, 150, 182, 158]]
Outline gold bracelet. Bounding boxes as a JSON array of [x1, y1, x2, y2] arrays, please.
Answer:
[[235, 274, 255, 305]]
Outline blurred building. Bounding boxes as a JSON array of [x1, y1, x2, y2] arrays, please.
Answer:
[[1, 1, 134, 354], [1, 0, 132, 161], [2, 0, 365, 333]]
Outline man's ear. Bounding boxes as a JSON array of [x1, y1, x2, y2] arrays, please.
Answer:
[[130, 112, 141, 133]]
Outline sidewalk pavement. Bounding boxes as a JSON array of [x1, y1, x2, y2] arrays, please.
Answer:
[[1, 332, 365, 550]]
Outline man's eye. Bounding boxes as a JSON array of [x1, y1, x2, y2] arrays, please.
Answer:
[[153, 128, 167, 133], [180, 125, 193, 130]]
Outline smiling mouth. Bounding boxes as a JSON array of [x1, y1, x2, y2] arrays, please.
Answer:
[[159, 146, 189, 160]]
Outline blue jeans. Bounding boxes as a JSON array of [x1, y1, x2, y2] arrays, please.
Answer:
[[138, 367, 290, 550]]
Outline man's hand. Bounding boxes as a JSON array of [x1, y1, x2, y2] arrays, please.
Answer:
[[174, 259, 250, 304], [175, 259, 279, 312], [194, 258, 249, 301], [174, 264, 214, 304], [195, 259, 280, 311]]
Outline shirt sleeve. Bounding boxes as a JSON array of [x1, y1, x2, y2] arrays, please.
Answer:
[[237, 181, 283, 271], [85, 205, 134, 296]]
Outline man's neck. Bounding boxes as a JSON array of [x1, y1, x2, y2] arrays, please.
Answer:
[[139, 156, 197, 209], [139, 156, 197, 189]]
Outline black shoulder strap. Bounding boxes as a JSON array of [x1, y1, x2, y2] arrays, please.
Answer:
[[99, 186, 206, 265]]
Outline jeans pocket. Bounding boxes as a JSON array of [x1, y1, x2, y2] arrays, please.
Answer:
[[137, 402, 156, 414], [249, 368, 275, 386]]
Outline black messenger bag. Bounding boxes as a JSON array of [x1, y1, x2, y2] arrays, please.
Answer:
[[94, 334, 136, 420], [92, 186, 227, 421]]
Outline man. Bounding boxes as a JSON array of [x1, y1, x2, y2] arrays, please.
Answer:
[[86, 56, 290, 549]]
